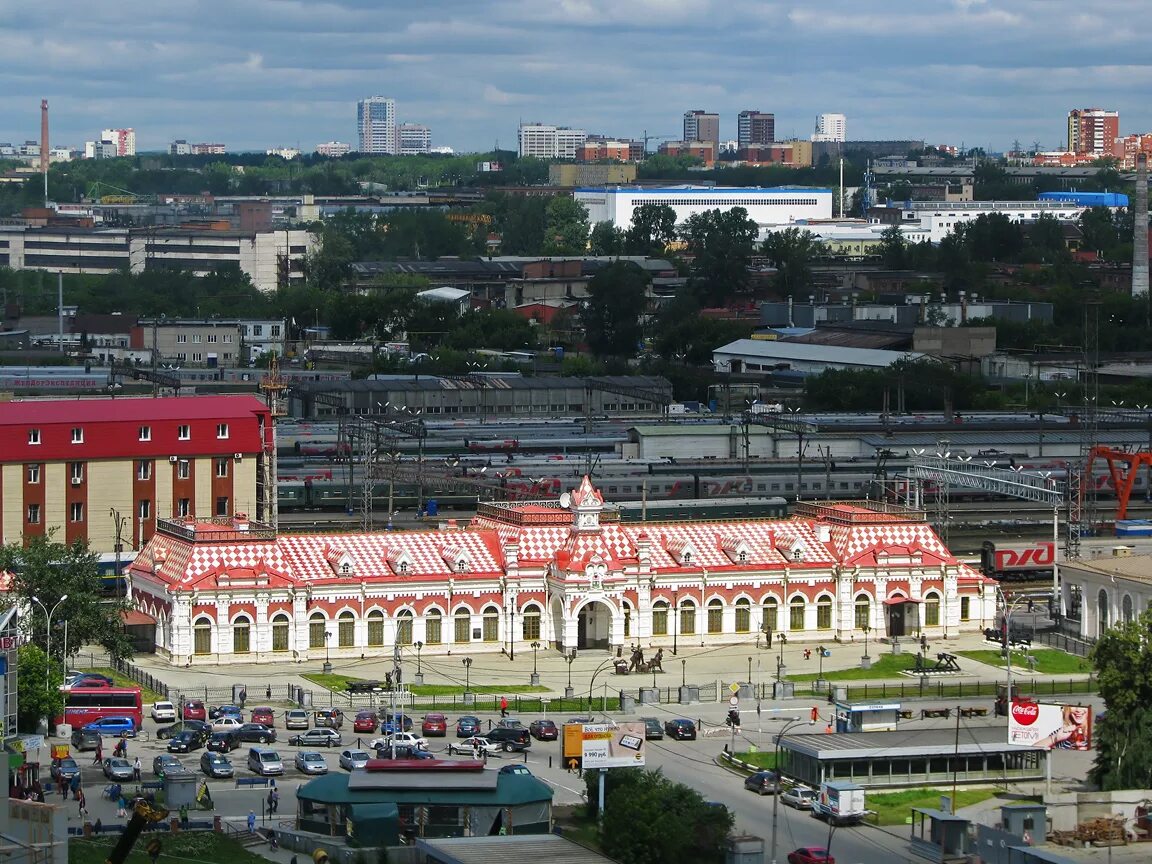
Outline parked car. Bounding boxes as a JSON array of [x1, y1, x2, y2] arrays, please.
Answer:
[[67, 673, 114, 689], [102, 758, 135, 781], [285, 709, 309, 730], [787, 849, 834, 864], [781, 787, 817, 810], [380, 712, 413, 734], [641, 718, 664, 740], [209, 704, 243, 720], [167, 730, 205, 753], [313, 708, 344, 729], [182, 700, 207, 721], [486, 726, 531, 753], [456, 716, 481, 737], [495, 718, 524, 729], [156, 720, 210, 740], [250, 706, 276, 727], [370, 731, 428, 752], [153, 754, 183, 777], [448, 736, 502, 756], [246, 747, 284, 776], [83, 717, 136, 737], [289, 728, 342, 748], [744, 770, 781, 796], [338, 749, 370, 771], [353, 711, 379, 734], [235, 723, 277, 744], [295, 752, 329, 775], [211, 716, 243, 733], [199, 752, 234, 779], [150, 701, 178, 723], [663, 719, 697, 741], [375, 745, 434, 760], [71, 727, 102, 752], [421, 713, 448, 737], [50, 757, 80, 782], [529, 720, 558, 741], [206, 731, 239, 753]]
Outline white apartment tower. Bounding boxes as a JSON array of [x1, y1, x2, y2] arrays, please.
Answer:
[[518, 124, 587, 159], [398, 124, 432, 155], [357, 96, 397, 154], [812, 113, 846, 143]]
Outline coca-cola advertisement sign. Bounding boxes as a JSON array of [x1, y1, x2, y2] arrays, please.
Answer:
[[1008, 699, 1092, 750]]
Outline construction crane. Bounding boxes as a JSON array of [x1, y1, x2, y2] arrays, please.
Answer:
[[641, 130, 678, 155]]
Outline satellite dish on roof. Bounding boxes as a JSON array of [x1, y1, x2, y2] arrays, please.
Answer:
[[559, 492, 572, 509]]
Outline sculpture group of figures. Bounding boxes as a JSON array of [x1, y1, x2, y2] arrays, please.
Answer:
[[615, 646, 665, 675]]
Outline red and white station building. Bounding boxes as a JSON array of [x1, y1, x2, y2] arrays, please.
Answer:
[[128, 477, 995, 665]]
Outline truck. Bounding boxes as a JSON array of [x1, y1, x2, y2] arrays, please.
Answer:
[[810, 780, 866, 826]]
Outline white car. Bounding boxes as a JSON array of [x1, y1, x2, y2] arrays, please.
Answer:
[[211, 716, 243, 732], [780, 787, 817, 810], [370, 732, 428, 751], [150, 702, 177, 723], [447, 736, 501, 756], [339, 749, 370, 771]]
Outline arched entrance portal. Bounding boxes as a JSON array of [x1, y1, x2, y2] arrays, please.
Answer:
[[577, 601, 613, 650]]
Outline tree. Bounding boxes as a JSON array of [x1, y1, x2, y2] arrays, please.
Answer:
[[0, 534, 134, 663], [589, 221, 625, 256], [583, 261, 650, 357], [761, 227, 821, 296], [17, 645, 64, 732], [1091, 606, 1152, 789], [625, 204, 678, 257], [681, 207, 760, 306], [543, 196, 590, 255], [877, 225, 908, 269]]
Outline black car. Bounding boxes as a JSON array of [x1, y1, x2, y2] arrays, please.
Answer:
[[156, 720, 211, 740], [744, 770, 781, 795], [167, 729, 205, 753], [487, 725, 532, 752], [235, 723, 277, 744], [663, 719, 697, 741], [641, 718, 664, 740], [206, 730, 239, 753]]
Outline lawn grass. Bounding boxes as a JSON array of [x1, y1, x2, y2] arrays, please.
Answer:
[[86, 668, 165, 703], [71, 830, 269, 864], [957, 649, 1091, 675], [786, 653, 920, 682], [866, 788, 1001, 825], [733, 750, 780, 770], [409, 684, 549, 696]]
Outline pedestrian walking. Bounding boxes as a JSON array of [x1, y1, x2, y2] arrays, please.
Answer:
[[803, 648, 812, 661], [59, 777, 67, 800], [500, 696, 509, 718], [247, 810, 256, 833], [78, 789, 87, 818], [810, 706, 819, 724], [180, 804, 189, 829], [93, 741, 103, 765], [133, 757, 141, 781], [270, 788, 279, 814]]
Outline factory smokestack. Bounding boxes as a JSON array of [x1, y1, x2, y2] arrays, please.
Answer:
[[40, 99, 48, 206], [1134, 151, 1149, 298]]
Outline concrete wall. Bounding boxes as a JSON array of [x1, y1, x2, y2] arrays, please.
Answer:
[[913, 326, 997, 358]]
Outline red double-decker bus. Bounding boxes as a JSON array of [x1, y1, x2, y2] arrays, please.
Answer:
[[58, 687, 143, 729]]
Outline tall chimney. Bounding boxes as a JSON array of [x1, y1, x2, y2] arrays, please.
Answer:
[[40, 99, 48, 206], [1134, 151, 1149, 297]]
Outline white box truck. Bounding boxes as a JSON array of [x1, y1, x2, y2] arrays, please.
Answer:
[[810, 780, 866, 826]]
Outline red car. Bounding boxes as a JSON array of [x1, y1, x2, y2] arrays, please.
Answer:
[[529, 719, 558, 741], [183, 699, 206, 721], [353, 711, 379, 734], [250, 706, 276, 727], [787, 849, 833, 864], [421, 713, 448, 737]]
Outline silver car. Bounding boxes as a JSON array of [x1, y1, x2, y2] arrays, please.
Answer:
[[199, 752, 234, 779], [102, 758, 134, 781], [295, 751, 329, 775], [285, 709, 309, 730], [781, 787, 817, 809], [339, 749, 370, 771]]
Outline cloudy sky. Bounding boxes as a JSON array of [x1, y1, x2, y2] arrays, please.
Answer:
[[2, 0, 1151, 154]]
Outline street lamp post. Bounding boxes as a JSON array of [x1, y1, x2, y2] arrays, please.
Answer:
[[530, 641, 541, 686], [462, 658, 473, 703], [414, 641, 424, 685], [322, 630, 332, 674], [30, 594, 68, 691], [672, 590, 679, 656], [861, 623, 872, 669], [565, 649, 576, 699], [777, 633, 787, 680], [769, 716, 806, 864]]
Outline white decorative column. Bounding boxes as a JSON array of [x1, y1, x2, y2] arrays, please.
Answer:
[[254, 592, 270, 655], [215, 595, 232, 658], [292, 592, 308, 659]]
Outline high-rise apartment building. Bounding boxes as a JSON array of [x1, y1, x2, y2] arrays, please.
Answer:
[[357, 96, 397, 154], [398, 123, 432, 155], [1068, 108, 1119, 156], [737, 111, 775, 147], [100, 128, 136, 156], [518, 124, 588, 159], [683, 110, 720, 150], [812, 113, 846, 142]]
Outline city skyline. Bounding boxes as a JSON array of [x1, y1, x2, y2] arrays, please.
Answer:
[[1, 0, 1151, 154]]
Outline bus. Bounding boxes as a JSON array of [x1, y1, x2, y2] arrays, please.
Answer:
[[58, 687, 143, 730]]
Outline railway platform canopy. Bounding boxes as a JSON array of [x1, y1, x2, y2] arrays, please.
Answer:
[[777, 726, 1046, 790]]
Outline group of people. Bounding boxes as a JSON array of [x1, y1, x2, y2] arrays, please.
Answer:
[[9, 780, 45, 802]]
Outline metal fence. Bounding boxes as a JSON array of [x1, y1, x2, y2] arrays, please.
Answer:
[[1035, 629, 1096, 659], [111, 658, 170, 700]]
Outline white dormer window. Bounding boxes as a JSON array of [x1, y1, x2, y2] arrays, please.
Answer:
[[400, 561, 409, 575], [792, 548, 803, 562], [738, 551, 747, 563], [682, 550, 692, 564], [340, 562, 351, 574], [456, 560, 466, 574]]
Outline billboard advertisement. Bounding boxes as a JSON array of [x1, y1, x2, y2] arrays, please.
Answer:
[[564, 722, 647, 770], [1008, 700, 1092, 750]]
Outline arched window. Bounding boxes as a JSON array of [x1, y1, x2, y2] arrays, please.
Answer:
[[816, 596, 833, 630], [396, 610, 414, 645], [522, 606, 542, 641], [924, 592, 940, 627], [707, 599, 723, 634], [734, 598, 751, 633], [367, 610, 385, 646], [309, 613, 327, 649], [679, 599, 696, 636], [762, 598, 779, 634], [854, 596, 871, 631], [426, 609, 442, 645], [193, 617, 212, 655], [271, 614, 290, 652], [482, 605, 500, 642], [623, 601, 632, 639], [233, 614, 251, 654], [454, 608, 471, 643], [1123, 594, 1134, 624], [652, 601, 669, 636], [338, 611, 355, 647], [789, 596, 806, 631], [1098, 589, 1110, 637]]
